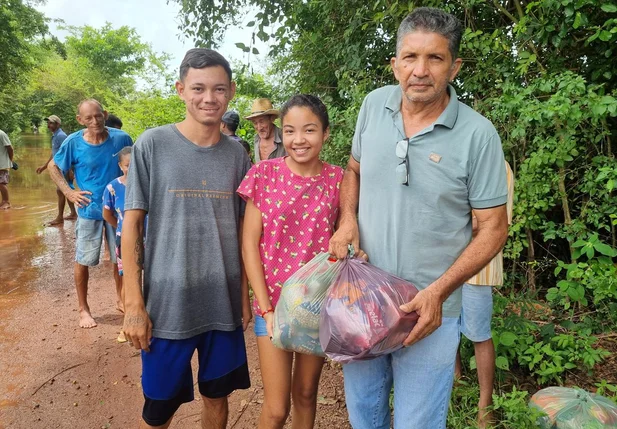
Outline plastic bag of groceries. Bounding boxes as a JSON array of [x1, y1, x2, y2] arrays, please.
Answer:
[[529, 387, 617, 428], [272, 252, 342, 356], [319, 257, 420, 363]]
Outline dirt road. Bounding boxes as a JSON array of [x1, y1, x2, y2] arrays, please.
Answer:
[[0, 223, 351, 428]]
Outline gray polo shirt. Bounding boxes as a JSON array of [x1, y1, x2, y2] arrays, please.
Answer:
[[253, 125, 286, 163], [352, 85, 507, 318]]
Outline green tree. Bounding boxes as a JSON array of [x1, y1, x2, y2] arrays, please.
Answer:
[[63, 23, 168, 94], [0, 0, 49, 132], [19, 23, 171, 134]]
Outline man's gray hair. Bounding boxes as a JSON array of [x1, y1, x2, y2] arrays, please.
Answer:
[[396, 7, 463, 60]]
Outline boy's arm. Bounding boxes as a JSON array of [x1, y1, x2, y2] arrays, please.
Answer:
[[7, 146, 13, 162], [122, 209, 151, 351], [102, 208, 118, 229]]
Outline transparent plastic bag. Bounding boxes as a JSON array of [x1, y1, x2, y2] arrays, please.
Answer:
[[272, 252, 342, 356], [529, 387, 617, 428], [319, 257, 419, 363]]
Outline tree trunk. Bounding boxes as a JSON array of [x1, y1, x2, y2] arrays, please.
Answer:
[[558, 167, 575, 262], [608, 135, 613, 159], [526, 227, 536, 292]]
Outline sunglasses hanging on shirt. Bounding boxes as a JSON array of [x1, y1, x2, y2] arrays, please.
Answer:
[[395, 138, 410, 186]]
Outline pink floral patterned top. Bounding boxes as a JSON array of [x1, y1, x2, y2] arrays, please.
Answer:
[[237, 157, 344, 315]]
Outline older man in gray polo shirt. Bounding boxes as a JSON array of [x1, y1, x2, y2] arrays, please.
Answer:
[[329, 7, 508, 429]]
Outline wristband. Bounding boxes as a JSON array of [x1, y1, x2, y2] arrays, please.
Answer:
[[260, 307, 274, 317]]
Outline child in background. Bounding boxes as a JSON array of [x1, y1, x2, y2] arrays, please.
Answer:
[[455, 160, 515, 428], [103, 146, 132, 343], [238, 95, 344, 429]]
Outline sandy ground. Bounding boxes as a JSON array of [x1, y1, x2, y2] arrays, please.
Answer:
[[0, 223, 352, 428]]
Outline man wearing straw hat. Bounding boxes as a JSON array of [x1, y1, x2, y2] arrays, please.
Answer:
[[245, 98, 286, 163]]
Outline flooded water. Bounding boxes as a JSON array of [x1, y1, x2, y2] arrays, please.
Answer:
[[0, 132, 75, 295]]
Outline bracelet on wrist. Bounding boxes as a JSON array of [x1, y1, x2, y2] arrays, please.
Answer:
[[260, 307, 274, 317]]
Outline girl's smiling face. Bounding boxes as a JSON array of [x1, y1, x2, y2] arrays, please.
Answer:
[[282, 106, 329, 168]]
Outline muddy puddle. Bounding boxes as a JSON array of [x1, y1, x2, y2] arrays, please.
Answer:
[[0, 132, 71, 297]]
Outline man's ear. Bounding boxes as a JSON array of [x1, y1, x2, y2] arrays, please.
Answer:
[[449, 58, 463, 81], [175, 80, 185, 99], [391, 56, 399, 81], [229, 81, 237, 101]]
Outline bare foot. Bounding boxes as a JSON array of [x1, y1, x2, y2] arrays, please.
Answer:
[[116, 301, 125, 313], [117, 330, 127, 343], [64, 214, 77, 220], [478, 408, 494, 429], [46, 217, 64, 226], [79, 310, 97, 328], [0, 202, 10, 210]]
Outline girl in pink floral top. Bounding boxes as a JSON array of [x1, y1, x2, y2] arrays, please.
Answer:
[[238, 95, 343, 428]]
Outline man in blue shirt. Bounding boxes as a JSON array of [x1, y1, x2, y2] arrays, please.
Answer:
[[48, 99, 133, 328], [36, 115, 77, 226]]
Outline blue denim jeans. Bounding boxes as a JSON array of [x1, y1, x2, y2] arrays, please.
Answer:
[[342, 317, 460, 429]]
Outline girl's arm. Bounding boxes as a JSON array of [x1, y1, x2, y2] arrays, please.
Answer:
[[103, 207, 118, 229], [242, 199, 274, 336], [238, 216, 252, 331]]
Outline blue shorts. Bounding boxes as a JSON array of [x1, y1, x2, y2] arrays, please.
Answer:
[[141, 328, 251, 426], [460, 283, 493, 342], [254, 315, 268, 337], [75, 218, 117, 266]]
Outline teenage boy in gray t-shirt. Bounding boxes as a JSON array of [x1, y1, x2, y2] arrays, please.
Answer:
[[122, 48, 252, 429]]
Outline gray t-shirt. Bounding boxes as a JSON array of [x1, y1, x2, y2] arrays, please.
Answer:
[[124, 124, 252, 340], [352, 85, 507, 318]]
